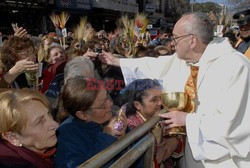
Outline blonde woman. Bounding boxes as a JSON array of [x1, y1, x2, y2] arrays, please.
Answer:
[[0, 89, 58, 167]]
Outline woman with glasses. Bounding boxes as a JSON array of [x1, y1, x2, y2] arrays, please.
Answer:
[[54, 77, 127, 168], [123, 79, 180, 168], [0, 37, 38, 89]]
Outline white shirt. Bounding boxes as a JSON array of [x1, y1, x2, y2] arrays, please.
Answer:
[[120, 37, 250, 168]]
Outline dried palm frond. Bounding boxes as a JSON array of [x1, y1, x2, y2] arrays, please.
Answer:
[[82, 24, 94, 42], [49, 13, 60, 28], [224, 13, 231, 26], [117, 15, 139, 57], [219, 14, 225, 25], [135, 13, 149, 33], [119, 15, 130, 31], [73, 17, 94, 44], [59, 11, 70, 29], [119, 15, 135, 41], [74, 17, 87, 41], [117, 14, 150, 58], [37, 45, 46, 63], [129, 20, 135, 40]]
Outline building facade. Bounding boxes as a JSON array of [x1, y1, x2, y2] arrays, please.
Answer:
[[0, 0, 190, 35], [142, 0, 190, 30]]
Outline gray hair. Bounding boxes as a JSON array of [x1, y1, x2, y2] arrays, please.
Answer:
[[182, 12, 214, 44], [64, 56, 95, 82]]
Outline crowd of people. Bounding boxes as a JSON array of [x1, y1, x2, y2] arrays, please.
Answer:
[[0, 9, 249, 168]]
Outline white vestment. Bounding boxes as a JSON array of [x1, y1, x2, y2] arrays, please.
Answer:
[[120, 37, 250, 168]]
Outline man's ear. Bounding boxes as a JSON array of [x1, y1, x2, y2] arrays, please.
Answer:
[[75, 111, 89, 121], [1, 132, 22, 147], [134, 101, 142, 111], [190, 35, 198, 49]]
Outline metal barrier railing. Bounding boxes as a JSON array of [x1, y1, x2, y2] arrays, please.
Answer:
[[78, 109, 166, 168], [110, 133, 154, 168]]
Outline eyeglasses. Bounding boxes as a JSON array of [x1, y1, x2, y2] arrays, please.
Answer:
[[170, 34, 193, 45], [90, 96, 111, 110]]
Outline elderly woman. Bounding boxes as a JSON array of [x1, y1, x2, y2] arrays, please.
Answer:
[[123, 79, 181, 168], [46, 45, 66, 65], [40, 45, 67, 93], [0, 89, 58, 167], [54, 77, 127, 168], [0, 37, 38, 88]]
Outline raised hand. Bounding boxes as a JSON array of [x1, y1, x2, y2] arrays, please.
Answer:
[[13, 24, 28, 38], [98, 51, 120, 66], [82, 48, 98, 61], [3, 58, 38, 84], [9, 58, 38, 75], [103, 112, 127, 139]]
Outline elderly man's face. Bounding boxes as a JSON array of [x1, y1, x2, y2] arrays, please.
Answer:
[[239, 23, 250, 39], [171, 15, 194, 61]]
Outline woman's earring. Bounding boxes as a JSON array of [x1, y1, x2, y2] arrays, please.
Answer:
[[19, 143, 22, 147]]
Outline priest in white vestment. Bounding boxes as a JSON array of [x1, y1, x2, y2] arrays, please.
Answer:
[[98, 12, 250, 168]]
